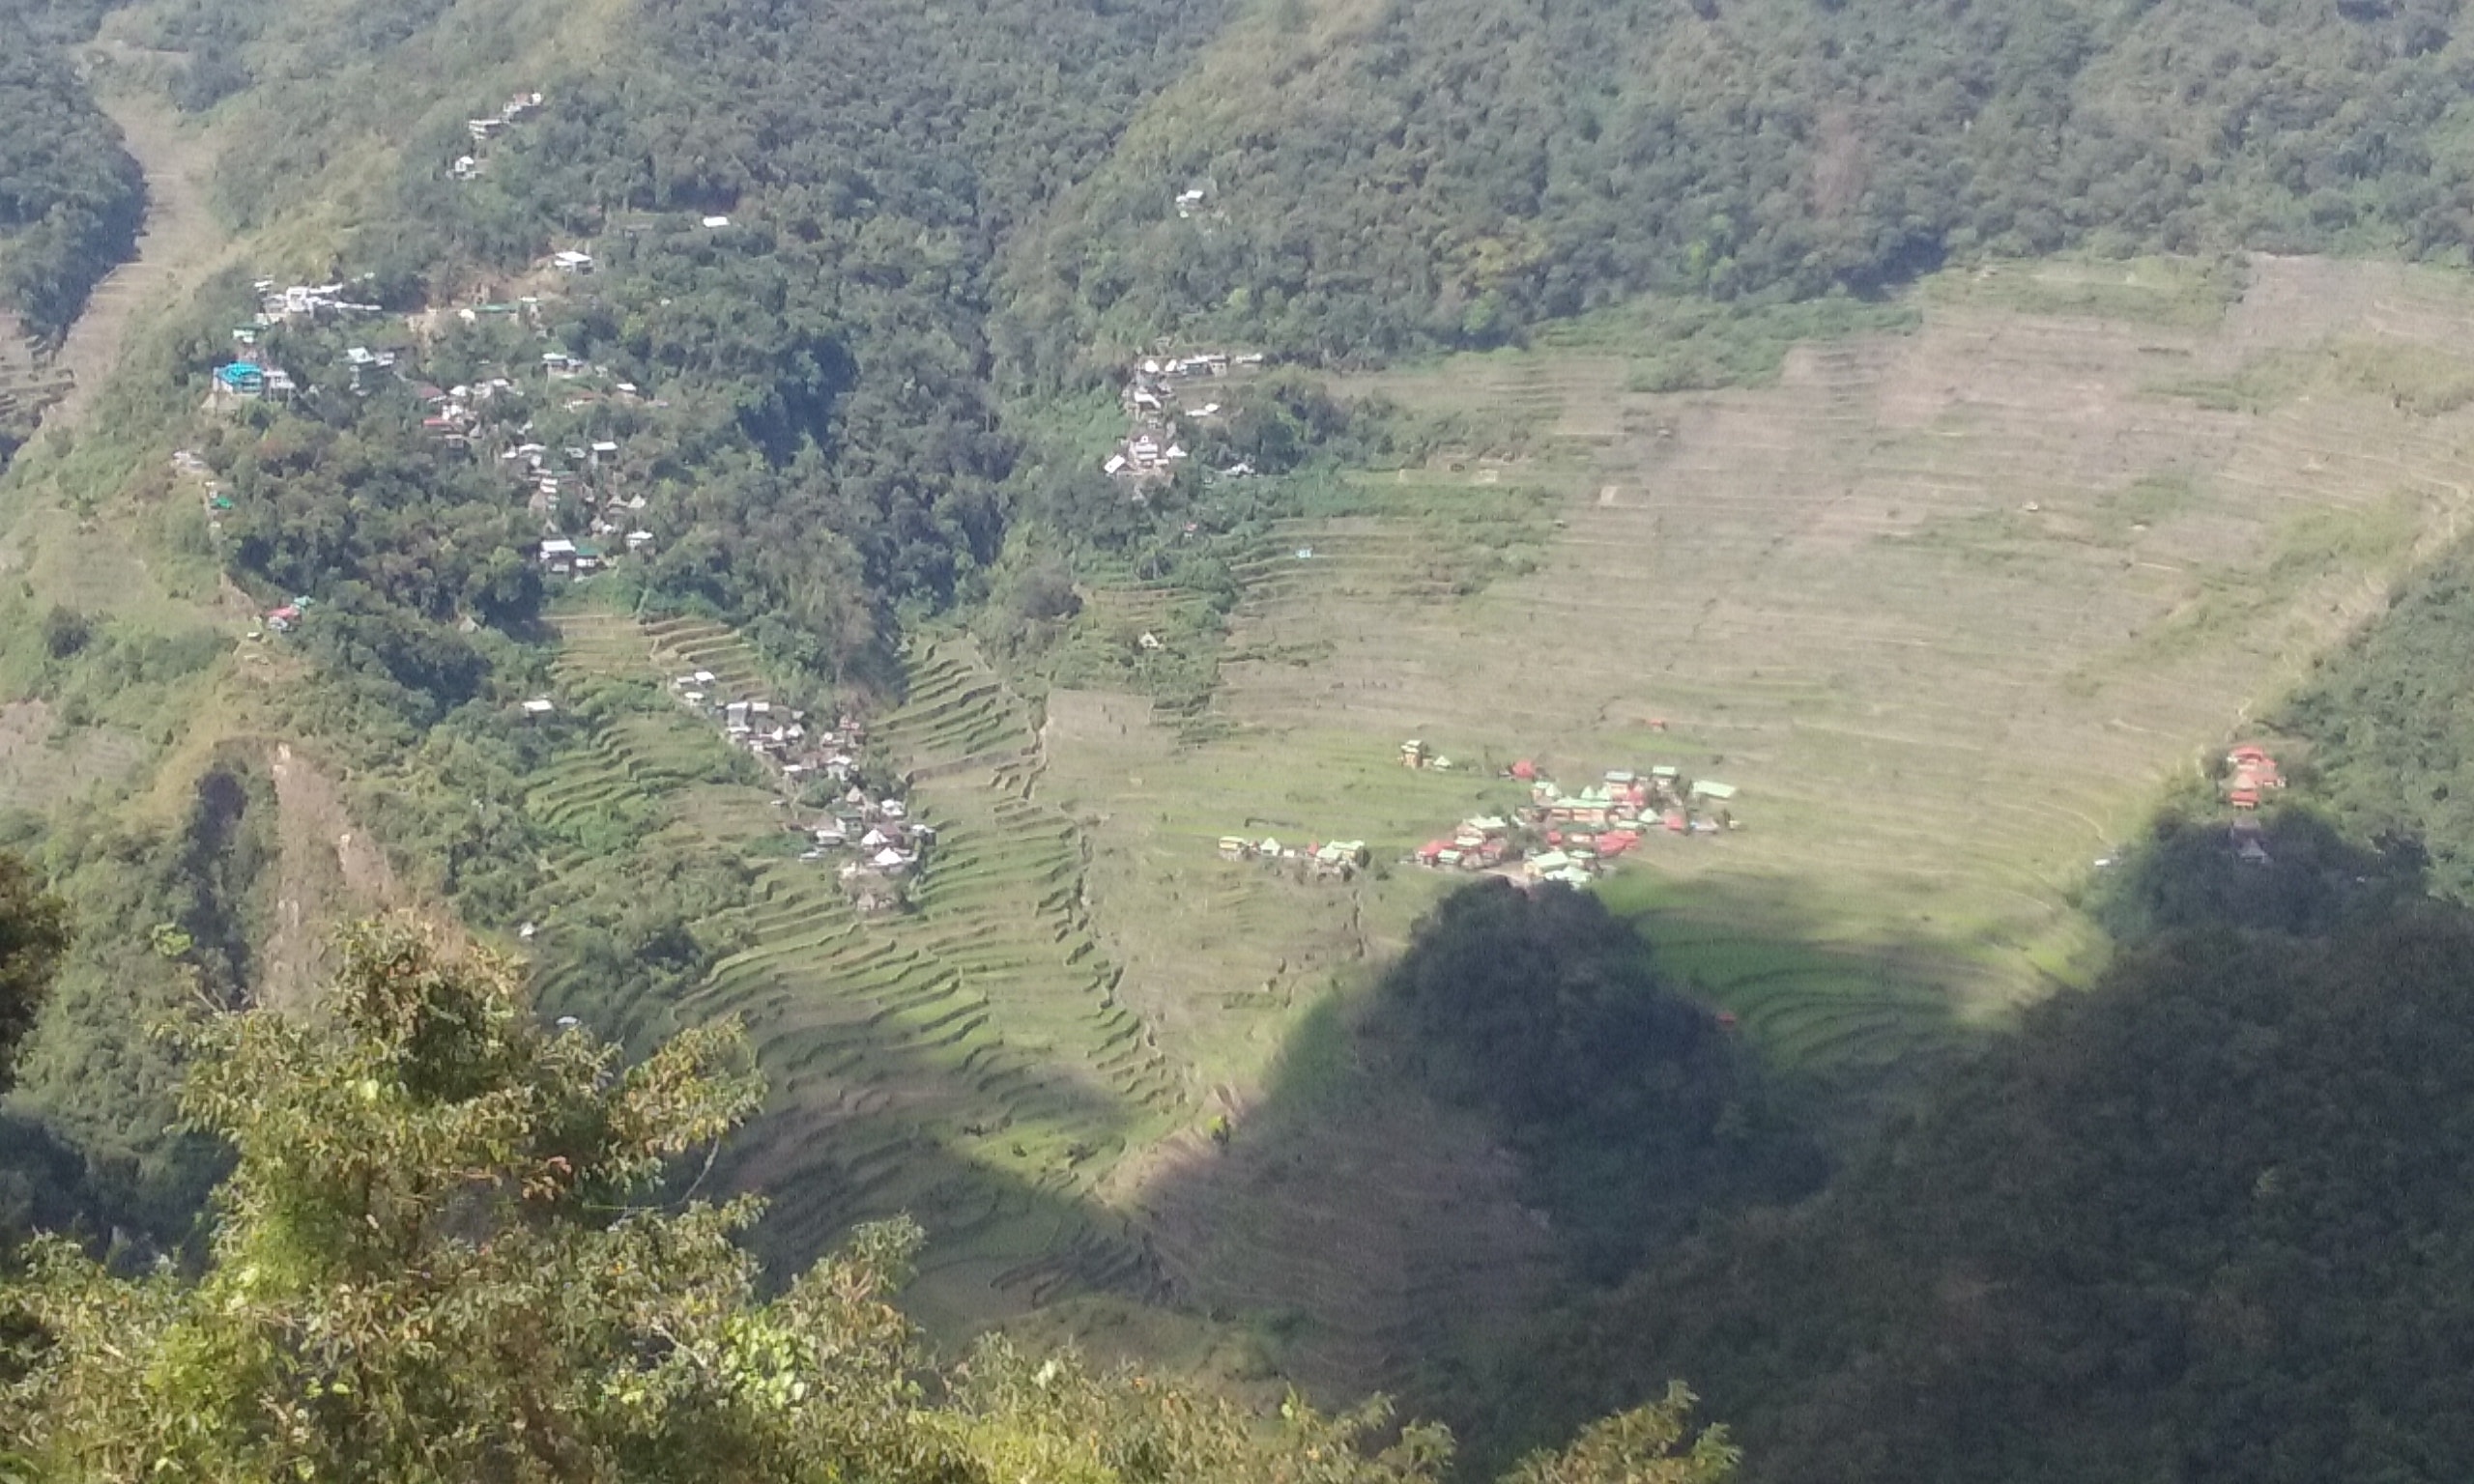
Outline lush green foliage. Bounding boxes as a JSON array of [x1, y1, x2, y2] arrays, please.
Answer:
[[0, 852, 69, 1094], [1377, 879, 1824, 1281], [1, 754, 273, 1248], [0, 5, 143, 342], [299, 0, 1248, 675], [0, 918, 1737, 1484], [1017, 0, 2474, 358], [2280, 540, 2474, 900]]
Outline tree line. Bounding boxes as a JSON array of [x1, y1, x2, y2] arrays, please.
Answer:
[[1012, 0, 2474, 362]]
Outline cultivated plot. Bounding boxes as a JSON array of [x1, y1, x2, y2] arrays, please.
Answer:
[[538, 610, 1178, 1336], [1206, 255, 2474, 1017]]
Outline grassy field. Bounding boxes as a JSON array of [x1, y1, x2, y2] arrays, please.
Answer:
[[1011, 252, 2474, 1402]]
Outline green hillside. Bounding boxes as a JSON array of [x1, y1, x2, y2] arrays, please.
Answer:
[[1009, 0, 2474, 359], [0, 1, 144, 351], [13, 0, 2474, 1475]]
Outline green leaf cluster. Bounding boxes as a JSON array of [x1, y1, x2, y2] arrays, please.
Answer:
[[0, 916, 1737, 1484]]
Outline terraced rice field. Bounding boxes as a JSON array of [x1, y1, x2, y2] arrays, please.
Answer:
[[1194, 255, 2474, 1028], [1038, 690, 1559, 1399], [536, 608, 1184, 1333], [0, 314, 72, 436], [1018, 255, 2474, 1403], [507, 256, 2474, 1408]]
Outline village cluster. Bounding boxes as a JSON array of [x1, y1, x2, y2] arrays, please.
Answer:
[[1104, 349, 1263, 489], [207, 275, 391, 404], [655, 673, 930, 914], [2222, 743, 2285, 811], [206, 250, 670, 596], [1214, 834, 1372, 881], [1419, 756, 1742, 886], [2221, 742, 2289, 868], [1213, 742, 1744, 889], [450, 91, 546, 183]]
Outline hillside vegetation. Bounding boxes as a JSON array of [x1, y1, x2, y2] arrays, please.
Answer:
[[1, 917, 1741, 1484], [1012, 0, 2474, 359], [15, 0, 2474, 1473], [1466, 819, 2474, 1484], [2281, 534, 2474, 899], [0, 2, 143, 351]]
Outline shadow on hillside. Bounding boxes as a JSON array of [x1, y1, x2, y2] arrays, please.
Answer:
[[677, 863, 2044, 1422], [692, 1026, 1174, 1340], [1116, 868, 1986, 1430]]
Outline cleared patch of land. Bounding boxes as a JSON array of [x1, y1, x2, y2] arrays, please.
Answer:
[[1221, 253, 2474, 1013], [260, 740, 406, 1012], [39, 89, 226, 437]]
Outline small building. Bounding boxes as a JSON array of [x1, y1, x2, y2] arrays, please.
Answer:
[[522, 698, 557, 717], [1400, 739, 1428, 768], [215, 363, 266, 398], [1690, 780, 1739, 802], [551, 250, 595, 274]]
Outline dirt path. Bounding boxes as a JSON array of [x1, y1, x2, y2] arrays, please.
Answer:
[[39, 87, 225, 435]]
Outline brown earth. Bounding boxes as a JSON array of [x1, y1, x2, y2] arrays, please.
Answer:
[[259, 741, 405, 1012]]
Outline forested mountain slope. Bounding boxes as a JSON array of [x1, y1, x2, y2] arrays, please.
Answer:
[[0, 0, 143, 350], [1010, 0, 2474, 359]]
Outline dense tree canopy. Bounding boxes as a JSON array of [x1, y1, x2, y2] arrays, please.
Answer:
[[2281, 536, 2474, 901], [1378, 880, 1824, 1280], [0, 12, 143, 343], [0, 852, 68, 1095], [0, 918, 1738, 1484], [1015, 0, 2474, 359]]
